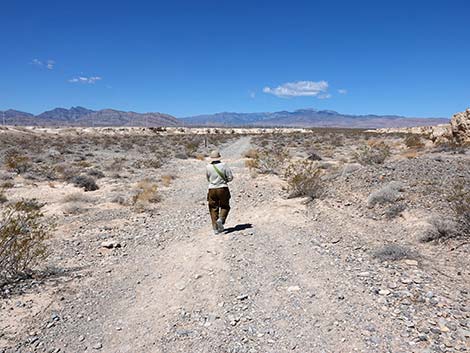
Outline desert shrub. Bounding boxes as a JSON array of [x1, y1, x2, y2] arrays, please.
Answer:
[[404, 134, 425, 149], [183, 140, 200, 156], [71, 175, 99, 192], [106, 157, 127, 172], [133, 179, 161, 209], [175, 152, 189, 160], [373, 244, 417, 262], [384, 203, 406, 219], [448, 180, 470, 237], [0, 200, 52, 284], [354, 141, 390, 165], [132, 158, 162, 169], [4, 151, 32, 174], [0, 189, 7, 204], [306, 149, 322, 161], [421, 217, 458, 242], [1, 181, 14, 189], [284, 160, 323, 199], [87, 168, 105, 179], [367, 182, 404, 208], [250, 148, 288, 175]]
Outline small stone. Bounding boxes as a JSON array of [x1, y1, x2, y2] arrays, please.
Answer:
[[237, 294, 249, 301], [287, 286, 300, 292], [78, 335, 85, 342], [92, 343, 102, 350], [100, 241, 121, 249], [404, 259, 418, 266], [358, 272, 370, 277], [379, 289, 391, 296]]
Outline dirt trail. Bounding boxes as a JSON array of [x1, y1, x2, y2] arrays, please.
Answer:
[[15, 137, 418, 353]]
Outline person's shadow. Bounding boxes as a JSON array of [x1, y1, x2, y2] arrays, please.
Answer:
[[224, 223, 253, 235]]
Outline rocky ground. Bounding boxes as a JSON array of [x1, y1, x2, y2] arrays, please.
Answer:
[[0, 130, 469, 353]]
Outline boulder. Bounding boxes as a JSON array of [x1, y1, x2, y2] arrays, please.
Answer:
[[450, 108, 470, 145]]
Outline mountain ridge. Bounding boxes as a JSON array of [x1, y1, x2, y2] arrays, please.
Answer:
[[181, 108, 449, 128], [0, 107, 179, 127], [0, 107, 449, 128]]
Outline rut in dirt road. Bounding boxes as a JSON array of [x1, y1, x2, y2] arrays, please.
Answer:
[[29, 137, 413, 353]]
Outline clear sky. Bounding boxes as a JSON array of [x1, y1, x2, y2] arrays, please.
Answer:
[[1, 0, 469, 118]]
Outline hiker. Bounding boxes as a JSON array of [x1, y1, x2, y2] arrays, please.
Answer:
[[206, 150, 233, 234]]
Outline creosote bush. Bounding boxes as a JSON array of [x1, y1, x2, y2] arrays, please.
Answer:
[[284, 160, 323, 199], [0, 200, 52, 284], [249, 148, 288, 175], [354, 141, 391, 165], [404, 134, 425, 149], [71, 175, 99, 192], [4, 151, 32, 174]]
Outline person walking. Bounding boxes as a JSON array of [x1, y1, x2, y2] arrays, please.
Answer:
[[206, 150, 233, 234]]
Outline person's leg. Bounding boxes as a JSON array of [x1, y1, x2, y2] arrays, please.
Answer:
[[219, 188, 231, 224], [207, 189, 220, 231]]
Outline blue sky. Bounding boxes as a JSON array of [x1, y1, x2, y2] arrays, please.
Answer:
[[0, 0, 469, 118]]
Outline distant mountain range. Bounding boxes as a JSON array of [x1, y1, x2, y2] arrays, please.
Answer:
[[0, 107, 179, 127], [181, 109, 449, 128], [0, 107, 449, 129]]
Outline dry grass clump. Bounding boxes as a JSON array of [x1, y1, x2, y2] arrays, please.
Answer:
[[160, 174, 176, 187], [133, 179, 161, 210], [355, 141, 391, 165], [0, 200, 52, 284], [373, 244, 417, 262], [243, 149, 259, 159], [284, 160, 323, 199]]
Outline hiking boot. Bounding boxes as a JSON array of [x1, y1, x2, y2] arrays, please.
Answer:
[[216, 218, 224, 232], [213, 229, 220, 235]]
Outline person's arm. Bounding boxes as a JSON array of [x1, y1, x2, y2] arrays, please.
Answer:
[[225, 165, 234, 182]]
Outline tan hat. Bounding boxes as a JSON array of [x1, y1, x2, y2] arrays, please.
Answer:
[[210, 150, 221, 161]]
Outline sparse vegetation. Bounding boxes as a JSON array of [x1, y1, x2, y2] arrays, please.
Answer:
[[404, 134, 425, 149], [71, 175, 99, 191], [0, 200, 52, 284], [355, 141, 391, 165], [367, 182, 404, 208], [373, 244, 417, 262], [284, 160, 323, 199], [133, 179, 161, 210]]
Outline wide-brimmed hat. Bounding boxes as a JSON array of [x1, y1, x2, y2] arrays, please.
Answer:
[[210, 150, 221, 161]]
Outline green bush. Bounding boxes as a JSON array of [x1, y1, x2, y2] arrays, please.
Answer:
[[0, 200, 52, 284]]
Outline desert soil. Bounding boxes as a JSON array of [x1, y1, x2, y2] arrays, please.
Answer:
[[1, 136, 469, 353]]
